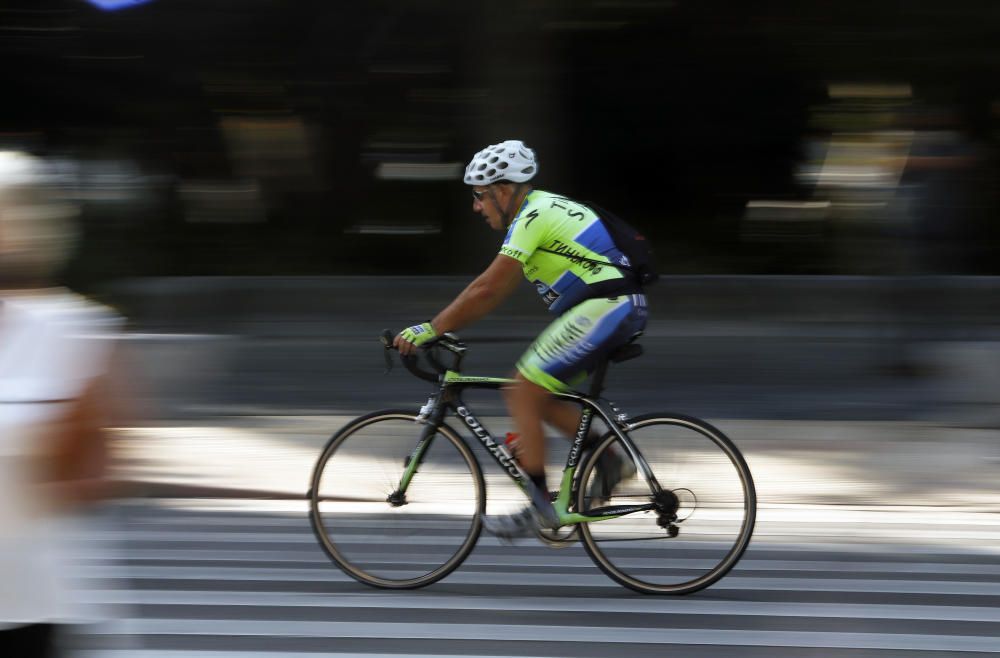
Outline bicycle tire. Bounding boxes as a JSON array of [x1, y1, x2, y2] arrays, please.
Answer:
[[309, 410, 485, 589], [577, 413, 756, 594]]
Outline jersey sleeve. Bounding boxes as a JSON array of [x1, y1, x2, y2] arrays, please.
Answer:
[[499, 203, 545, 264]]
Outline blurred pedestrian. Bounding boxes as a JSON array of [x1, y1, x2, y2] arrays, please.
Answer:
[[0, 151, 125, 657]]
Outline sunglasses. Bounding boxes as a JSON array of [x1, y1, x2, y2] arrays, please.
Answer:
[[472, 183, 513, 201]]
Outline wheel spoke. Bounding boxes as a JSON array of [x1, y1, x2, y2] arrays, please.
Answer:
[[578, 414, 756, 594], [309, 412, 484, 589]]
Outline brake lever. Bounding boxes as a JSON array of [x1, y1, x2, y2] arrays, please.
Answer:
[[380, 329, 395, 375]]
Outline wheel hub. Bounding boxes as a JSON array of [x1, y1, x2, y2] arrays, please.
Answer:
[[653, 489, 680, 536]]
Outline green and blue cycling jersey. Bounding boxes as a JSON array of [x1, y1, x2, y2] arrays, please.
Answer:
[[500, 190, 635, 315], [501, 190, 649, 393]]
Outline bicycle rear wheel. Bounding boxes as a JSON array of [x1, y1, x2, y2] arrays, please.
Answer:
[[309, 410, 484, 589], [577, 413, 756, 594]]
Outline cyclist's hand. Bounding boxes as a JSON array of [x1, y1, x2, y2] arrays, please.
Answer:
[[394, 322, 438, 355]]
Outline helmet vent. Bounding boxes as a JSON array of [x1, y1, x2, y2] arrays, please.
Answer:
[[463, 139, 538, 185]]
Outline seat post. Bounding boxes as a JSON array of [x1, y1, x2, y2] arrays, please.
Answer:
[[588, 339, 643, 399], [588, 357, 610, 398]]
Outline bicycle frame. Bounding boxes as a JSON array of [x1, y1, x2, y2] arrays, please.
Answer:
[[395, 369, 664, 525]]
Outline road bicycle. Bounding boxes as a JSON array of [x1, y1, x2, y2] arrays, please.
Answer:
[[308, 331, 756, 594]]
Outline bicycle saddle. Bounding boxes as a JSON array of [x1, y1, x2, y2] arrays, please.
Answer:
[[609, 342, 643, 363]]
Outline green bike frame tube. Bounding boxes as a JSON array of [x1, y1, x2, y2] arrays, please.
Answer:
[[424, 367, 662, 524]]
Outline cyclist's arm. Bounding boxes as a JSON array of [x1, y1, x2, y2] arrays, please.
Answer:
[[430, 254, 522, 335]]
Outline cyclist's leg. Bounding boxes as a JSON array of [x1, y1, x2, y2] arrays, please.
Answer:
[[524, 296, 649, 501], [525, 294, 649, 437], [483, 374, 558, 539], [506, 384, 602, 467], [485, 296, 647, 538], [504, 374, 550, 477], [541, 398, 589, 440]]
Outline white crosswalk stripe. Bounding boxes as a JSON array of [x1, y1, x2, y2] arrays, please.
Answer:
[[63, 501, 1000, 658]]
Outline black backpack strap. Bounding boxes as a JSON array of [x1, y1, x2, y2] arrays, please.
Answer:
[[585, 278, 645, 299], [534, 247, 635, 273]]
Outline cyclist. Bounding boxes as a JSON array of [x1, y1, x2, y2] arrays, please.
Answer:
[[395, 139, 647, 539]]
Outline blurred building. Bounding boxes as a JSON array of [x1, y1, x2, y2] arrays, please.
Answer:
[[0, 0, 996, 283]]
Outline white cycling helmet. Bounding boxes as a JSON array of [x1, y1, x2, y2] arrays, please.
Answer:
[[463, 139, 537, 185]]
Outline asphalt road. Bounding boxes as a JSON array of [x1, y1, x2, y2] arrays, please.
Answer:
[[45, 410, 999, 656], [64, 498, 1000, 657]]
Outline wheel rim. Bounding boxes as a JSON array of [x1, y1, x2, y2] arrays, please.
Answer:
[[310, 414, 483, 587], [578, 416, 756, 594]]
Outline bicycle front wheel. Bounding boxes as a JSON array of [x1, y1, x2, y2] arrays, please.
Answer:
[[578, 413, 756, 594], [309, 410, 485, 589]]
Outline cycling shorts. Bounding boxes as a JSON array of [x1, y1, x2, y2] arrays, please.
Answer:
[[517, 294, 648, 393]]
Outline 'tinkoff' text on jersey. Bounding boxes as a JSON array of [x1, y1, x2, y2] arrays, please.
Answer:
[[499, 190, 632, 314]]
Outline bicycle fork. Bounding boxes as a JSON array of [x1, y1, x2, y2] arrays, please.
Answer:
[[388, 396, 445, 506]]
